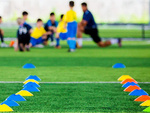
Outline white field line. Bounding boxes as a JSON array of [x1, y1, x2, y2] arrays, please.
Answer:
[[0, 81, 150, 84]]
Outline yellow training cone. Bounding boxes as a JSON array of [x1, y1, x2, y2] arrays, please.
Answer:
[[23, 79, 39, 84], [0, 104, 13, 112], [140, 100, 150, 106], [16, 90, 33, 96], [118, 75, 133, 81]]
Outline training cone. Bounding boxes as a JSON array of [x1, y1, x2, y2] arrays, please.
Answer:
[[121, 78, 138, 84], [23, 82, 40, 88], [129, 89, 148, 96], [0, 104, 13, 112], [143, 106, 150, 112], [9, 41, 15, 47], [118, 75, 133, 81], [1, 100, 19, 107], [16, 90, 33, 96], [6, 94, 26, 101], [23, 79, 39, 85], [112, 63, 126, 68], [124, 85, 141, 92], [122, 82, 139, 88], [22, 63, 36, 69], [25, 75, 41, 81], [140, 100, 150, 106], [134, 95, 150, 102], [23, 86, 40, 92]]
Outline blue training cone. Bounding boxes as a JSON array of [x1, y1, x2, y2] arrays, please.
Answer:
[[25, 75, 41, 81], [23, 86, 40, 92], [129, 89, 148, 96], [122, 82, 139, 88], [22, 63, 36, 69], [1, 100, 19, 107], [23, 82, 40, 88], [112, 63, 126, 68], [6, 94, 26, 101]]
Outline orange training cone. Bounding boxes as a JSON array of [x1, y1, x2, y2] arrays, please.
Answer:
[[134, 95, 150, 102], [121, 78, 138, 84], [9, 41, 15, 47], [124, 85, 141, 92]]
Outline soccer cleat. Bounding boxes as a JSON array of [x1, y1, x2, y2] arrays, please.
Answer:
[[55, 45, 61, 49], [34, 44, 44, 48], [50, 42, 56, 47], [1, 43, 9, 48], [118, 38, 122, 47], [26, 47, 30, 51], [76, 42, 82, 49], [68, 49, 75, 52]]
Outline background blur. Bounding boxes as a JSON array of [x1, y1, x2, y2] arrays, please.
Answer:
[[0, 0, 149, 23], [0, 0, 150, 38]]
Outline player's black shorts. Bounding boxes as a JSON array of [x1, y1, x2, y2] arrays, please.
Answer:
[[45, 30, 54, 41], [84, 27, 101, 43], [18, 36, 30, 45]]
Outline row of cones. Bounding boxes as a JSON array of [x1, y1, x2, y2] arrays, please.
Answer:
[[118, 75, 150, 112], [0, 75, 41, 112]]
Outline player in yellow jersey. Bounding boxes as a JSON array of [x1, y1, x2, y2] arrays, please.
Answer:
[[63, 1, 77, 52], [29, 19, 51, 48], [55, 14, 67, 49]]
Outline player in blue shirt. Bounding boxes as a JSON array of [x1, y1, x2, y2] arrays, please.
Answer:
[[45, 13, 58, 46], [17, 18, 32, 51], [77, 2, 122, 48]]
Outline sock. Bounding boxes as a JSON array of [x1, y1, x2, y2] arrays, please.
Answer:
[[67, 39, 76, 49], [77, 38, 83, 47], [0, 34, 4, 43], [56, 38, 60, 46], [50, 34, 54, 42], [110, 39, 118, 44]]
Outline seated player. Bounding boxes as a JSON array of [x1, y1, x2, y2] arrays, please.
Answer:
[[16, 18, 32, 51], [0, 16, 8, 47], [55, 14, 68, 48], [45, 13, 58, 46], [77, 2, 122, 48], [12, 11, 32, 51], [63, 1, 77, 52], [30, 19, 51, 48]]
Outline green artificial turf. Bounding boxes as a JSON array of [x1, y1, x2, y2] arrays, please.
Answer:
[[0, 41, 150, 82], [0, 41, 150, 112], [0, 83, 149, 112]]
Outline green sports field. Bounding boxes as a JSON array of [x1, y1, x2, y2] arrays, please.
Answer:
[[2, 26, 150, 38], [0, 41, 150, 112]]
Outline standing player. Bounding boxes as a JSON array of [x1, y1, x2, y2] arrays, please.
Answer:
[[64, 1, 77, 52], [17, 18, 32, 51], [77, 2, 122, 48], [55, 14, 68, 48], [0, 16, 8, 47], [45, 13, 58, 46]]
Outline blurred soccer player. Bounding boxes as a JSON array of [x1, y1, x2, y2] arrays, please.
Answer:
[[17, 18, 32, 51], [13, 11, 33, 51], [45, 13, 58, 46], [0, 16, 8, 47], [30, 19, 51, 48], [77, 2, 122, 48], [55, 14, 68, 48], [64, 1, 77, 52]]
